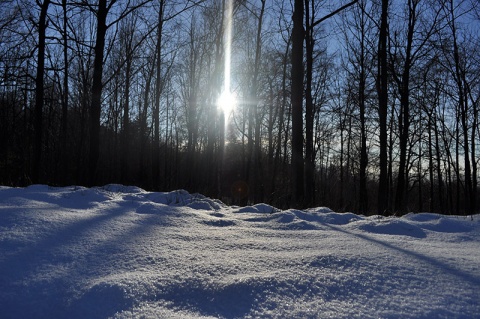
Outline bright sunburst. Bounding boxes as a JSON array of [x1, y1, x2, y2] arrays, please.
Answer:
[[217, 89, 236, 117], [218, 0, 234, 121]]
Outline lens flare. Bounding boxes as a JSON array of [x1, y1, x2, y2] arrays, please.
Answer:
[[217, 90, 236, 116]]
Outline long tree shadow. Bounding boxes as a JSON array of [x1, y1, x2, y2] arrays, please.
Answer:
[[0, 192, 176, 319], [0, 206, 134, 318], [322, 222, 480, 287]]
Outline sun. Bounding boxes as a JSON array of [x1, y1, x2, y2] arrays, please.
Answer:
[[217, 89, 236, 117]]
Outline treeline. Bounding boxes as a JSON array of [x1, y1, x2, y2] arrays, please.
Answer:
[[0, 0, 479, 215]]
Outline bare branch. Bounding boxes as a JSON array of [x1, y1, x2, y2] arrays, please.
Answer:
[[311, 0, 358, 29]]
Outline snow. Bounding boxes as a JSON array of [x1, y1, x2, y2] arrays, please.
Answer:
[[0, 185, 479, 319]]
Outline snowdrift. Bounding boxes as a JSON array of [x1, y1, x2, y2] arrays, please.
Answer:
[[0, 185, 479, 318]]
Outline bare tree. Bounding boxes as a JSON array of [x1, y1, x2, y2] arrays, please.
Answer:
[[377, 0, 389, 214], [291, 0, 304, 206], [341, 0, 375, 213], [245, 0, 266, 203], [32, 0, 51, 183], [443, 0, 478, 214], [85, 0, 151, 185]]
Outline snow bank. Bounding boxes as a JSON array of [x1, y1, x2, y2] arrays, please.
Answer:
[[0, 185, 479, 318]]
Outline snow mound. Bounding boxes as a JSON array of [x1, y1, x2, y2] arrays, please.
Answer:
[[186, 198, 223, 211], [404, 213, 476, 233], [293, 210, 363, 225], [236, 203, 279, 213], [101, 184, 145, 194], [238, 209, 364, 231], [356, 218, 427, 238], [306, 206, 335, 213], [146, 190, 224, 210], [404, 212, 443, 222]]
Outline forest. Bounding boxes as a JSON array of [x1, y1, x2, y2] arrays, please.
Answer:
[[0, 0, 479, 215]]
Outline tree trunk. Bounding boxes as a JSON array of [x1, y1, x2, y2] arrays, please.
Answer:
[[394, 0, 416, 213], [33, 0, 51, 183], [61, 0, 69, 185], [291, 0, 305, 206], [449, 0, 473, 214], [427, 109, 434, 212], [152, 0, 165, 190], [272, 42, 290, 206], [358, 1, 368, 214], [248, 0, 265, 203], [139, 57, 155, 189], [471, 88, 478, 213], [89, 0, 109, 186], [304, 0, 315, 207], [433, 106, 444, 213], [121, 53, 132, 183], [377, 0, 389, 215]]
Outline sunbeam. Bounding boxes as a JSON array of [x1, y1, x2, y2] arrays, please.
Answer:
[[217, 0, 235, 122]]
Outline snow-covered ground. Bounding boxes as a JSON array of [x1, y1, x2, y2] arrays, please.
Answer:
[[0, 185, 479, 319]]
